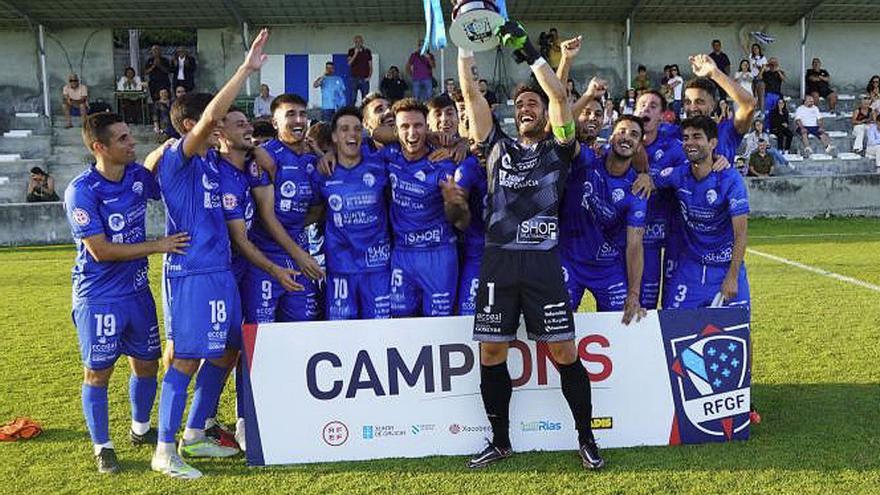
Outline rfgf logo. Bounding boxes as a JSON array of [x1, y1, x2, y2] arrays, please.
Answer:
[[306, 335, 612, 400]]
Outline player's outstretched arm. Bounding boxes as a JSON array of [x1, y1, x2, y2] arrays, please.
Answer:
[[440, 175, 470, 230], [622, 226, 646, 325], [690, 53, 755, 135], [457, 49, 492, 144], [226, 219, 303, 292], [81, 232, 190, 262], [722, 215, 748, 301], [183, 28, 270, 158]]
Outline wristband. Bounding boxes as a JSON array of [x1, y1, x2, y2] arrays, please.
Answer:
[[529, 57, 548, 70], [552, 120, 576, 141]]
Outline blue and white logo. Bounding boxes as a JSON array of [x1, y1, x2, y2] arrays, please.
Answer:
[[328, 194, 344, 212], [362, 172, 375, 188], [280, 180, 297, 198], [706, 189, 718, 205], [108, 213, 126, 232]]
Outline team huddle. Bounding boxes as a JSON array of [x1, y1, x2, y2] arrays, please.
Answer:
[[64, 25, 753, 478]]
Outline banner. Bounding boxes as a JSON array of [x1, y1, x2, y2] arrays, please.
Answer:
[[240, 308, 750, 466], [260, 53, 381, 108]]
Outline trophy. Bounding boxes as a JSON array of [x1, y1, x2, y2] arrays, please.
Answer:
[[449, 1, 506, 52]]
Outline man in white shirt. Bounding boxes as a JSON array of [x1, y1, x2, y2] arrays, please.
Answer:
[[794, 95, 833, 156], [252, 83, 272, 118], [864, 114, 880, 168]]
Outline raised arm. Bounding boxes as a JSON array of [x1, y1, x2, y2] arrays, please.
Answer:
[[457, 49, 493, 143], [690, 53, 756, 135], [183, 29, 269, 158]]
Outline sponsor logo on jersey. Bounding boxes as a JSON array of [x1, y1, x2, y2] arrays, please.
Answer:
[[108, 213, 126, 232], [612, 188, 625, 203], [202, 173, 218, 190], [72, 208, 90, 226], [706, 189, 718, 205], [328, 194, 344, 212], [280, 180, 297, 198], [414, 170, 427, 182], [362, 172, 375, 187], [223, 193, 238, 210], [654, 149, 664, 161], [660, 167, 674, 177], [132, 181, 144, 195], [389, 173, 398, 189], [517, 216, 558, 244]]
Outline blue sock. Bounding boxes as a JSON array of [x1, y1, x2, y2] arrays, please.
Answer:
[[207, 366, 231, 421], [157, 367, 191, 444], [235, 364, 244, 419], [81, 384, 110, 445], [186, 361, 228, 430], [129, 375, 157, 424]]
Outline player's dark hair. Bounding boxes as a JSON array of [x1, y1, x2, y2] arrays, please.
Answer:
[[637, 64, 647, 72], [637, 89, 668, 111], [712, 39, 721, 44], [82, 112, 124, 151], [360, 92, 387, 111], [252, 119, 276, 139], [170, 92, 213, 135], [306, 121, 332, 152], [613, 114, 645, 137], [331, 106, 363, 132], [270, 93, 307, 114], [680, 115, 718, 140], [685, 77, 717, 102], [514, 84, 549, 106], [427, 94, 456, 113], [391, 97, 428, 118], [225, 106, 247, 118]]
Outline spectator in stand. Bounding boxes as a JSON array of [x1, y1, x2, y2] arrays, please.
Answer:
[[347, 35, 373, 105], [441, 78, 457, 99], [619, 88, 637, 115], [407, 39, 435, 102], [565, 78, 580, 107], [805, 58, 838, 113], [313, 61, 347, 122], [852, 96, 873, 155], [170, 47, 196, 91], [769, 98, 793, 153], [749, 44, 768, 115], [866, 75, 880, 105], [708, 39, 731, 100], [26, 167, 59, 202], [660, 65, 674, 103], [600, 99, 618, 139], [734, 156, 747, 176], [865, 114, 880, 168], [380, 66, 408, 103], [62, 73, 88, 129], [762, 57, 786, 127], [714, 99, 733, 123], [251, 119, 276, 147], [152, 88, 177, 140], [253, 84, 272, 118], [117, 67, 144, 91], [748, 138, 774, 177], [144, 45, 171, 102], [174, 85, 186, 101], [632, 65, 651, 93], [478, 79, 498, 110], [794, 95, 835, 156], [546, 28, 562, 70], [744, 119, 787, 165], [668, 64, 684, 119], [734, 60, 754, 98]]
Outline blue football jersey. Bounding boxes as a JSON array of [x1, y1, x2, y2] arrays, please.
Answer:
[[381, 144, 457, 249], [219, 157, 267, 275], [561, 146, 647, 265], [64, 163, 160, 301], [249, 138, 319, 256], [644, 127, 688, 247], [453, 155, 487, 258], [661, 120, 742, 165], [156, 138, 231, 277], [311, 154, 391, 273], [654, 165, 750, 265]]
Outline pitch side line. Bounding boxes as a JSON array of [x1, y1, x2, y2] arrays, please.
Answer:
[[750, 231, 880, 239], [747, 248, 880, 293]]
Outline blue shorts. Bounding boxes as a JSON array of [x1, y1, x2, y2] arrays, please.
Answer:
[[641, 245, 663, 309], [560, 258, 628, 311], [326, 270, 391, 320], [390, 245, 458, 317], [801, 125, 825, 139], [73, 290, 161, 370], [163, 270, 242, 359], [241, 253, 321, 323], [456, 255, 481, 316], [662, 259, 750, 316]]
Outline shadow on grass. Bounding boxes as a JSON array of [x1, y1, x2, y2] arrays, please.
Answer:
[[202, 383, 879, 476]]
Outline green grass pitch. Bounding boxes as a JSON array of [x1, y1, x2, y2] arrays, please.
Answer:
[[0, 218, 877, 494]]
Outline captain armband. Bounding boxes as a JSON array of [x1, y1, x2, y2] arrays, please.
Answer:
[[552, 121, 576, 141]]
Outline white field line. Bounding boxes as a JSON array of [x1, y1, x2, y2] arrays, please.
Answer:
[[750, 231, 880, 240], [747, 248, 880, 294]]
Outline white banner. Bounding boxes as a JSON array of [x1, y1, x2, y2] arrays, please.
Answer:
[[240, 309, 752, 466]]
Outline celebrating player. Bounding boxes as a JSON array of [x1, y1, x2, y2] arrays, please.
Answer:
[[145, 28, 273, 480], [458, 28, 604, 469], [64, 113, 189, 474]]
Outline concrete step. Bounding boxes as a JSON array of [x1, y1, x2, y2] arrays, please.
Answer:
[[783, 158, 877, 176], [12, 113, 51, 133], [0, 135, 52, 159], [0, 158, 46, 175]]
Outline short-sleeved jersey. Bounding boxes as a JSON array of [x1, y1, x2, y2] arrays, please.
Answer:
[[484, 126, 575, 251], [157, 138, 231, 277], [654, 165, 749, 265], [64, 163, 160, 301], [560, 146, 647, 265], [219, 157, 267, 273], [453, 155, 487, 258], [311, 154, 391, 273], [249, 138, 319, 256], [380, 144, 457, 249], [644, 127, 688, 247]]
